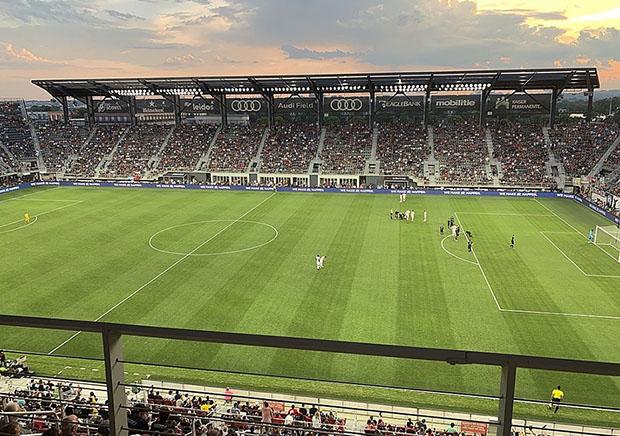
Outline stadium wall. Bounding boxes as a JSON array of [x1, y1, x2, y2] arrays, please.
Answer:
[[2, 181, 619, 225]]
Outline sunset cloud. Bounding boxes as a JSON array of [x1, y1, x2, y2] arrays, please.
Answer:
[[0, 0, 619, 98]]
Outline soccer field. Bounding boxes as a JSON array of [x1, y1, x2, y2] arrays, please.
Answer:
[[1, 186, 619, 417]]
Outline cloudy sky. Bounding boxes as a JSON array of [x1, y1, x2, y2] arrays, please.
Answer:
[[1, 0, 619, 98]]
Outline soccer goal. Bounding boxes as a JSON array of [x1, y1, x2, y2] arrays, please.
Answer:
[[594, 225, 620, 262]]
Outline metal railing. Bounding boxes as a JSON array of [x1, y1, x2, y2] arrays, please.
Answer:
[[0, 314, 619, 436]]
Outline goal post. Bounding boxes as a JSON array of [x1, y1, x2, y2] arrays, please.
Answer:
[[594, 225, 620, 262]]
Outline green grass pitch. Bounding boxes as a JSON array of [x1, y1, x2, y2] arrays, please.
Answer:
[[1, 186, 619, 423]]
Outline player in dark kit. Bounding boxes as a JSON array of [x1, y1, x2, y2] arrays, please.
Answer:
[[510, 235, 515, 248], [440, 225, 444, 236], [467, 240, 472, 252]]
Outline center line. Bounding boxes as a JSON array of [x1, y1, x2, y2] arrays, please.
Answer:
[[47, 192, 276, 355]]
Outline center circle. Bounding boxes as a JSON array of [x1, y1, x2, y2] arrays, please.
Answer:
[[148, 220, 279, 256]]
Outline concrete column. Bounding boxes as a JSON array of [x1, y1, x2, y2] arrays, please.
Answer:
[[102, 330, 128, 436], [498, 364, 516, 436]]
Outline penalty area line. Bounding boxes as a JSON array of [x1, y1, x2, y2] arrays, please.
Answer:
[[47, 192, 277, 355], [453, 212, 503, 311]]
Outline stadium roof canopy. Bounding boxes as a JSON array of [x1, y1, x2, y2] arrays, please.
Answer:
[[32, 67, 599, 99]]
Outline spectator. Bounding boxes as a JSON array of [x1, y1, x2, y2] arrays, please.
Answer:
[[60, 415, 79, 436]]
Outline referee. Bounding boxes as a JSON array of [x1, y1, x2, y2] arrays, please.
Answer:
[[549, 385, 564, 413]]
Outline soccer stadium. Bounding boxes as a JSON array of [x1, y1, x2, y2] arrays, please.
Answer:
[[1, 3, 620, 436]]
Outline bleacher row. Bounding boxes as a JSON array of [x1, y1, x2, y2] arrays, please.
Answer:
[[1, 102, 620, 189], [0, 377, 474, 436]]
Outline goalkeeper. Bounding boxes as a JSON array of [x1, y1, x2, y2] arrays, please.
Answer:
[[588, 228, 594, 243]]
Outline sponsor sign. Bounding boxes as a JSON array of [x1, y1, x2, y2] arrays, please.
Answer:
[[95, 99, 128, 114], [431, 95, 480, 112], [488, 94, 551, 114], [460, 421, 488, 435], [274, 97, 317, 113], [324, 97, 369, 115], [376, 95, 424, 112], [226, 98, 267, 115], [180, 98, 220, 115], [136, 99, 174, 114]]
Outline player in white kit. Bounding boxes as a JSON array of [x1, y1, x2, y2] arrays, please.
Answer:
[[315, 255, 321, 270], [423, 210, 427, 222]]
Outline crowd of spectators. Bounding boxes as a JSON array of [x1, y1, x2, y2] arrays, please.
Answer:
[[158, 124, 219, 172], [208, 125, 264, 172], [321, 123, 371, 174], [376, 122, 428, 177], [1, 377, 483, 436], [69, 126, 126, 177], [261, 124, 319, 173], [434, 120, 489, 184], [104, 124, 170, 178], [490, 121, 553, 186], [36, 123, 89, 173], [0, 102, 35, 161], [549, 122, 620, 178]]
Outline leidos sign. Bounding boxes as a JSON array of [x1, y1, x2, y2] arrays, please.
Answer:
[[181, 98, 219, 115]]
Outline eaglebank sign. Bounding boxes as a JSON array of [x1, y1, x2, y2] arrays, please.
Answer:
[[5, 182, 620, 225], [377, 96, 423, 111]]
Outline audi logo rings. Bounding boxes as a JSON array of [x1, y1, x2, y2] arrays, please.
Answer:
[[330, 98, 363, 111], [231, 100, 262, 112]]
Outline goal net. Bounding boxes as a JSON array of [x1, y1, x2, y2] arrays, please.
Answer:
[[594, 225, 620, 262]]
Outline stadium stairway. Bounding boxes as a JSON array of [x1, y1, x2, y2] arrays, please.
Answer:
[[423, 127, 439, 182], [543, 127, 566, 189], [29, 121, 45, 173], [365, 126, 380, 174], [195, 126, 222, 171], [308, 126, 326, 173], [145, 125, 175, 178], [589, 133, 620, 178], [249, 127, 270, 172], [485, 128, 502, 185], [95, 127, 128, 177], [65, 126, 98, 175]]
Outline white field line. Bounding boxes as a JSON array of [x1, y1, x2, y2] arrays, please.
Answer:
[[47, 192, 277, 355], [534, 198, 619, 262], [0, 186, 61, 205], [539, 231, 620, 279], [455, 212, 620, 320], [0, 216, 38, 234], [8, 198, 78, 203], [0, 201, 82, 231], [453, 212, 503, 311], [500, 307, 620, 321], [539, 231, 590, 276], [454, 212, 554, 217], [439, 235, 478, 265]]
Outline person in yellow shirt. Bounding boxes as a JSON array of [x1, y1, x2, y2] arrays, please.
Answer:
[[24, 211, 30, 224], [549, 385, 564, 413]]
